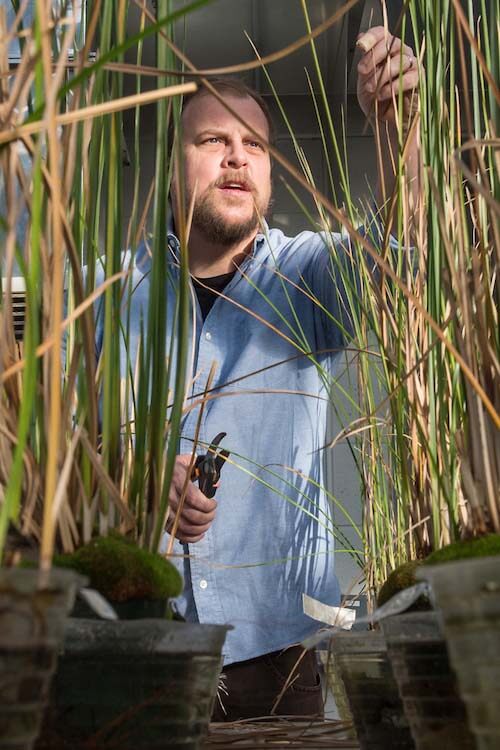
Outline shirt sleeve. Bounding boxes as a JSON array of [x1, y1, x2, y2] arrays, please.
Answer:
[[304, 216, 403, 355]]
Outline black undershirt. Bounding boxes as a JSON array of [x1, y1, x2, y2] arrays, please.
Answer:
[[193, 271, 236, 321]]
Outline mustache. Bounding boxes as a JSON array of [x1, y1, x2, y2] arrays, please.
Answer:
[[211, 172, 257, 193]]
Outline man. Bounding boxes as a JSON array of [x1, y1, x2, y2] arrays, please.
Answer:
[[146, 26, 419, 719]]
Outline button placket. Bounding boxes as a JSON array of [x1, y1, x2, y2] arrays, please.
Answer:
[[189, 530, 225, 625]]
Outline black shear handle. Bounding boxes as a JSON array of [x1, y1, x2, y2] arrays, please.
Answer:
[[192, 433, 230, 498], [194, 449, 230, 498]]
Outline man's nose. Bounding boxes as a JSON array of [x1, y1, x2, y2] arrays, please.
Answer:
[[221, 139, 247, 169]]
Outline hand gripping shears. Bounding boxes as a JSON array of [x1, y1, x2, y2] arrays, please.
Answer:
[[192, 432, 230, 498]]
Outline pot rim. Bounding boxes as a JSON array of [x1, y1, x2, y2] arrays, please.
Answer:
[[417, 553, 500, 582], [0, 566, 88, 593]]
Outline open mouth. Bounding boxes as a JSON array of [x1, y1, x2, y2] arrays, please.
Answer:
[[218, 182, 251, 193]]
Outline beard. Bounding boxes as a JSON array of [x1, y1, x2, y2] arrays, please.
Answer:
[[190, 180, 271, 247]]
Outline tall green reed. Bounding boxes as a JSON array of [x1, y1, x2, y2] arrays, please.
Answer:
[[0, 0, 205, 564], [1, 0, 370, 575], [261, 0, 499, 600], [2, 0, 496, 600], [302, 0, 499, 597], [353, 0, 499, 596]]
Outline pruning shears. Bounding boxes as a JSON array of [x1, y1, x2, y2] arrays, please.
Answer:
[[192, 432, 230, 498]]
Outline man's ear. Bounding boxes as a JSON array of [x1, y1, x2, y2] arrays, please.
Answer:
[[170, 151, 182, 214], [170, 164, 177, 205], [170, 128, 187, 202], [170, 158, 189, 235], [170, 169, 180, 231]]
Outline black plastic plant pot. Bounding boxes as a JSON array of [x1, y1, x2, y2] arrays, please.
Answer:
[[381, 611, 476, 750], [71, 594, 171, 620], [37, 618, 230, 750], [419, 556, 500, 750], [330, 630, 415, 750], [322, 650, 355, 729], [0, 568, 86, 750]]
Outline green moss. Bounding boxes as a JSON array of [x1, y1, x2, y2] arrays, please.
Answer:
[[424, 534, 500, 566], [54, 535, 183, 603], [377, 560, 424, 607], [375, 536, 500, 608]]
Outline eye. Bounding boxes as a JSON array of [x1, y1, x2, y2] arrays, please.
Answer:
[[204, 136, 223, 144], [246, 140, 264, 150]]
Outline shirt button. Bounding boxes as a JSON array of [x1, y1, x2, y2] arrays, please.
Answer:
[[205, 331, 212, 341], [199, 579, 208, 590]]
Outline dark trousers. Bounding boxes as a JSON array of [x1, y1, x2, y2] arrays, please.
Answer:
[[211, 645, 324, 722]]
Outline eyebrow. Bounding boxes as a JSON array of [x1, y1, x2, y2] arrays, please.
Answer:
[[195, 128, 267, 143], [196, 128, 225, 138]]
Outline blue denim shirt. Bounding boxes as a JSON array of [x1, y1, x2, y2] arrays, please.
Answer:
[[103, 223, 364, 664]]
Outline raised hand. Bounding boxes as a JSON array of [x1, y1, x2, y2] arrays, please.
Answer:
[[357, 26, 419, 128]]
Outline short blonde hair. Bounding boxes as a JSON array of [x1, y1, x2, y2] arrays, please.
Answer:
[[168, 77, 275, 149]]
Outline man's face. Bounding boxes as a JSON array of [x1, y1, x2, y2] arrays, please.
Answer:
[[175, 92, 272, 247]]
